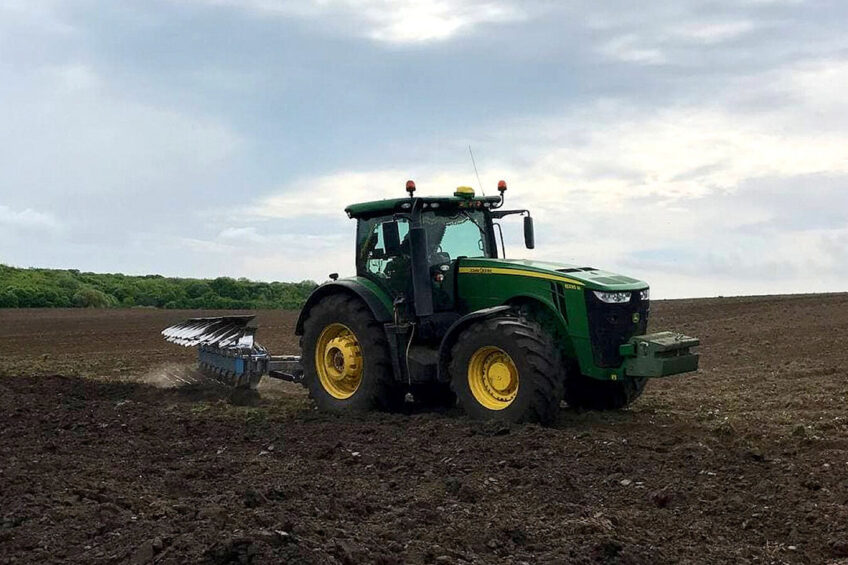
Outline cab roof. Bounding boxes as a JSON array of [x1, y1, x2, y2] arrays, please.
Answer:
[[345, 195, 502, 219]]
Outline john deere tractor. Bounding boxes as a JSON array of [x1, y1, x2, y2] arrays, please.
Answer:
[[163, 181, 698, 424]]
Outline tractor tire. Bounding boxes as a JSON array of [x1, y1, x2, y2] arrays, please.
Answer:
[[301, 293, 403, 413], [562, 372, 647, 410], [410, 382, 457, 410], [449, 315, 563, 425]]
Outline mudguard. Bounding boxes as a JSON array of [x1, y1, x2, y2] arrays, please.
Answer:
[[436, 305, 513, 382], [295, 279, 393, 336]]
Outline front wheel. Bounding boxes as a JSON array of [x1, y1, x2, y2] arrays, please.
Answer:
[[449, 316, 563, 425]]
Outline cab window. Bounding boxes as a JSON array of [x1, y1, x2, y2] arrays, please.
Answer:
[[423, 209, 491, 263], [356, 217, 411, 288]]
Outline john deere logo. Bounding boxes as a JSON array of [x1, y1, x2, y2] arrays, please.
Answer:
[[632, 313, 640, 324]]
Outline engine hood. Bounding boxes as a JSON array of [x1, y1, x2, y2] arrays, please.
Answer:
[[458, 258, 648, 292]]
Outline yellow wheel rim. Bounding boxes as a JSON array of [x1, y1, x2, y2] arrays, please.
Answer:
[[467, 346, 519, 410], [315, 323, 363, 399]]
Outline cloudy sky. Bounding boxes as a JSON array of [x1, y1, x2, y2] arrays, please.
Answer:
[[1, 0, 846, 298]]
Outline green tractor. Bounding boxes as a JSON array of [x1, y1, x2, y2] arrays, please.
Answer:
[[163, 180, 698, 424]]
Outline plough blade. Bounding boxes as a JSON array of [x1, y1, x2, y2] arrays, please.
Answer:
[[161, 316, 256, 348]]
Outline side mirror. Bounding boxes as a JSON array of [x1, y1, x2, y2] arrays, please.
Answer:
[[524, 216, 535, 249], [383, 221, 401, 255]]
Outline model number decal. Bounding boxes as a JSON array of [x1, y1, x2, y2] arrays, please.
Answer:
[[458, 266, 584, 287]]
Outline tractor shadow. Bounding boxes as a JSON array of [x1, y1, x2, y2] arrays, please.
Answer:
[[552, 404, 644, 430], [121, 364, 658, 431]]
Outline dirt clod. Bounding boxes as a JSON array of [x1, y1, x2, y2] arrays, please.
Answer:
[[242, 488, 267, 509], [831, 540, 848, 557], [456, 483, 481, 503], [203, 537, 256, 565], [130, 542, 155, 564], [649, 488, 674, 508]]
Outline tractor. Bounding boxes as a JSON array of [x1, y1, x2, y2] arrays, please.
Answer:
[[163, 181, 699, 424]]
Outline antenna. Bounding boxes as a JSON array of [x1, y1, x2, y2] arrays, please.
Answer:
[[468, 145, 486, 196]]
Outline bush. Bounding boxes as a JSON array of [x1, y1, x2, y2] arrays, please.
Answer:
[[0, 290, 19, 308], [210, 277, 247, 300], [73, 288, 117, 308], [0, 264, 317, 310]]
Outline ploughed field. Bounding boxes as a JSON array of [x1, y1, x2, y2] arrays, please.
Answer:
[[1, 295, 847, 564]]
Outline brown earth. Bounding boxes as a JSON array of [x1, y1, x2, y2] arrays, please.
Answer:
[[1, 295, 847, 564]]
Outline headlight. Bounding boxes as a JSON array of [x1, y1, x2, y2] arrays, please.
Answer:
[[640, 288, 650, 301], [593, 291, 631, 304]]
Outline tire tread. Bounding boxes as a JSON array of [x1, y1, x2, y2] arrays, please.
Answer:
[[448, 314, 563, 424], [301, 293, 402, 412]]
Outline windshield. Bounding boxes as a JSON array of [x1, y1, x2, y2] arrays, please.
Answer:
[[422, 209, 492, 262]]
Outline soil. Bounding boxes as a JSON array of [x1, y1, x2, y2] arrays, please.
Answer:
[[1, 295, 847, 564]]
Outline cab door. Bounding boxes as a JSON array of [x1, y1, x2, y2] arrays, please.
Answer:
[[356, 215, 412, 300], [422, 209, 493, 313]]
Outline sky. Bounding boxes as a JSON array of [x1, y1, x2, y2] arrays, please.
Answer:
[[1, 0, 847, 299]]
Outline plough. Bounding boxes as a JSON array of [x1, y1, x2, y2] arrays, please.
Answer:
[[162, 316, 302, 389]]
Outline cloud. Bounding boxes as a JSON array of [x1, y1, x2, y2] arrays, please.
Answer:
[[599, 35, 667, 65], [181, 0, 526, 43], [354, 0, 524, 43], [0, 62, 242, 202], [52, 63, 100, 91], [0, 57, 245, 275], [0, 0, 76, 35], [242, 53, 848, 296], [2, 0, 847, 298], [0, 205, 61, 231], [177, 229, 352, 282], [674, 20, 756, 43], [594, 16, 764, 65], [820, 228, 848, 275], [251, 170, 424, 219], [218, 226, 267, 243], [782, 59, 848, 117], [468, 87, 848, 221]]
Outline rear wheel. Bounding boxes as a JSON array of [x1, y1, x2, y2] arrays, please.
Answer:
[[302, 294, 403, 412], [449, 316, 563, 424], [562, 372, 647, 410]]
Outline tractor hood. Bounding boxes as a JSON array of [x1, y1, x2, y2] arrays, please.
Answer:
[[458, 258, 648, 292]]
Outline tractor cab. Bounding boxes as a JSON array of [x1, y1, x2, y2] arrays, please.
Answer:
[[346, 181, 532, 323]]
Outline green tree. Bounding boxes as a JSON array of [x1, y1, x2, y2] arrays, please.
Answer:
[[210, 277, 247, 300], [73, 288, 117, 308], [0, 290, 19, 307], [0, 264, 316, 310]]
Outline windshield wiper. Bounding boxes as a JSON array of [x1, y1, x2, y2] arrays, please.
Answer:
[[460, 210, 486, 234]]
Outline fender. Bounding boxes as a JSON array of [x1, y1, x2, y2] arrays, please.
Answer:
[[295, 279, 393, 336], [436, 305, 513, 382]]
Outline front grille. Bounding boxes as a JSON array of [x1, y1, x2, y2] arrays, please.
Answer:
[[585, 290, 649, 367]]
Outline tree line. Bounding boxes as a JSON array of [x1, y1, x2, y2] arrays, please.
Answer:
[[0, 265, 317, 309]]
